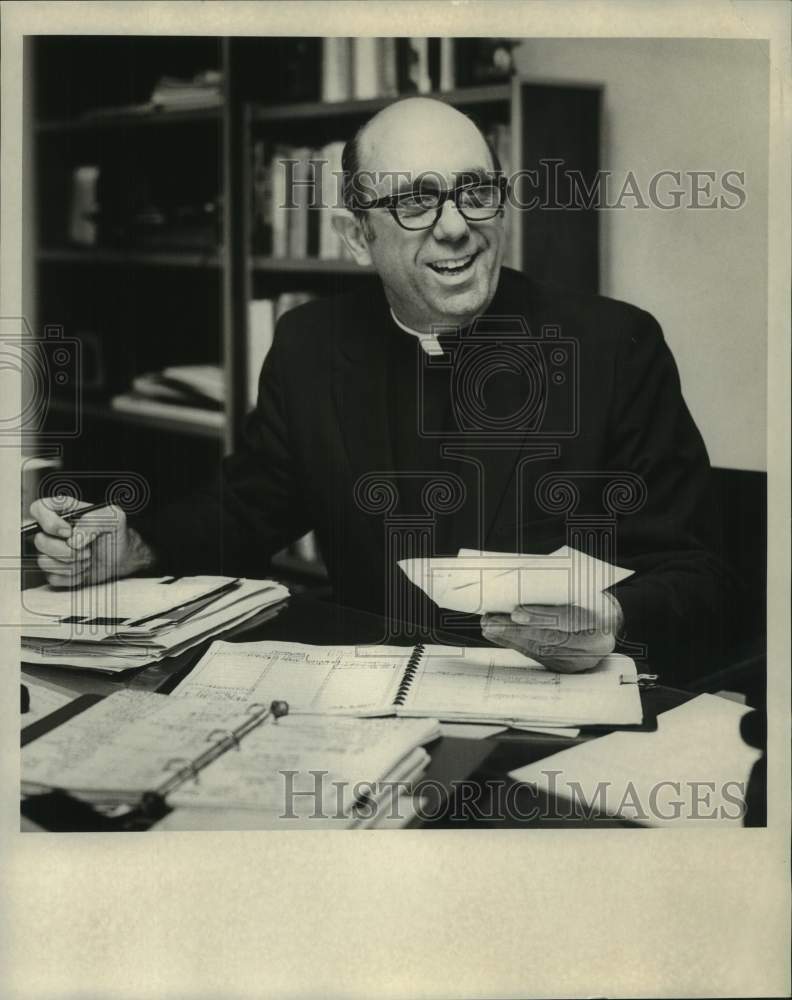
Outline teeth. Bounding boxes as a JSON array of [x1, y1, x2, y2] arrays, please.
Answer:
[[431, 254, 474, 271]]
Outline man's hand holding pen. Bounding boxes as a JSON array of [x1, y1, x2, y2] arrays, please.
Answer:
[[28, 496, 155, 588]]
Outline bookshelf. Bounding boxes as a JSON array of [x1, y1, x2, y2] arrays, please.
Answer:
[[30, 36, 600, 586]]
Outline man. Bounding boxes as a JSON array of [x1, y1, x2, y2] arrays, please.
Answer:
[[30, 98, 730, 682]]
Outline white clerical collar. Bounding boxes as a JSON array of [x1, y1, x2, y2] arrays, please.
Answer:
[[389, 308, 445, 356]]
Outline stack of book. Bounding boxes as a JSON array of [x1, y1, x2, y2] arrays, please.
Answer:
[[252, 140, 351, 262], [150, 70, 223, 111], [247, 292, 316, 407], [21, 575, 289, 673], [111, 363, 225, 430], [321, 38, 457, 102]]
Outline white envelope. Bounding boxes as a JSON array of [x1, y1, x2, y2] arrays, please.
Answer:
[[397, 546, 633, 615]]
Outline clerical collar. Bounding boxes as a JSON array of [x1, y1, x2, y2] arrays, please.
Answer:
[[389, 309, 445, 356]]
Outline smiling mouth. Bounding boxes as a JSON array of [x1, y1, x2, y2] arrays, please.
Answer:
[[427, 250, 480, 276]]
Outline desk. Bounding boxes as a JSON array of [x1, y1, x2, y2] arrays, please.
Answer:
[[22, 595, 710, 830]]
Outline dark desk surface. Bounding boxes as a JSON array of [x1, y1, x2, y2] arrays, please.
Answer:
[[22, 594, 694, 829]]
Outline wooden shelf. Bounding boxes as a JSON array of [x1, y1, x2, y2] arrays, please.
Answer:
[[36, 105, 222, 133], [49, 399, 226, 441], [38, 248, 222, 269], [249, 84, 511, 123], [250, 256, 372, 275]]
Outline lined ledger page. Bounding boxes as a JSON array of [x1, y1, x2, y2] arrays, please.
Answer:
[[172, 640, 412, 715], [400, 647, 641, 726], [169, 715, 439, 814], [21, 690, 258, 800]]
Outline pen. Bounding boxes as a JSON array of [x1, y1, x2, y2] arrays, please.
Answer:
[[21, 502, 114, 539]]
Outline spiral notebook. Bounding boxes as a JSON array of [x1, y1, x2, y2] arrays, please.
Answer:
[[173, 640, 648, 729]]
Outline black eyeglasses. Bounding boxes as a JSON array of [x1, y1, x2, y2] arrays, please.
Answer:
[[357, 177, 508, 231]]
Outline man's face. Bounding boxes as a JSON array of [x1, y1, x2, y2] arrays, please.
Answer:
[[353, 107, 506, 332]]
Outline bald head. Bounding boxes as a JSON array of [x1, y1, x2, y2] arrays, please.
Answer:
[[342, 97, 498, 210]]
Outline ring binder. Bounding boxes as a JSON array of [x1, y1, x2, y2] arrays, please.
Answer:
[[149, 699, 289, 804]]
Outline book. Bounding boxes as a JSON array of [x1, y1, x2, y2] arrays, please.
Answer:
[[439, 38, 455, 91], [172, 640, 645, 728], [22, 689, 439, 828], [270, 144, 291, 258], [378, 38, 399, 97], [150, 70, 223, 111], [21, 691, 287, 805], [247, 298, 274, 408], [405, 38, 431, 94], [286, 146, 315, 259], [318, 140, 345, 259], [130, 371, 224, 411], [251, 139, 273, 255], [352, 38, 379, 100], [321, 37, 352, 102], [274, 290, 316, 322], [110, 393, 225, 430], [160, 364, 224, 404]]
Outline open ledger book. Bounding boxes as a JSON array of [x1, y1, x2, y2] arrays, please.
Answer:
[[22, 690, 439, 827], [173, 640, 645, 728]]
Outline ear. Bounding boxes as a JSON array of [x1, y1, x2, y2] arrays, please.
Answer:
[[332, 211, 373, 267]]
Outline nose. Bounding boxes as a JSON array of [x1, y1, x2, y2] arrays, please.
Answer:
[[431, 197, 470, 242]]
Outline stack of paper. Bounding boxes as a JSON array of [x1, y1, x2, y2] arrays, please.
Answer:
[[22, 689, 438, 830], [398, 546, 634, 615], [21, 576, 289, 673], [167, 714, 439, 829]]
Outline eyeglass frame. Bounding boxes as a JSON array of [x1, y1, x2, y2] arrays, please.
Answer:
[[353, 174, 510, 231]]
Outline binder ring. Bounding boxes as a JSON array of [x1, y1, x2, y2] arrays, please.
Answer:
[[163, 756, 191, 772], [206, 727, 241, 749]]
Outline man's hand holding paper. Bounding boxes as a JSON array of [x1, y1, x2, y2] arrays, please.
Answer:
[[398, 546, 633, 674], [482, 591, 624, 674]]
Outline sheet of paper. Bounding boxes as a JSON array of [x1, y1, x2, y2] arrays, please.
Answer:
[[507, 694, 762, 826], [510, 724, 581, 738], [172, 640, 411, 715], [21, 690, 257, 800], [401, 645, 642, 727], [438, 722, 508, 739], [398, 546, 633, 614], [20, 676, 76, 729], [21, 577, 285, 642]]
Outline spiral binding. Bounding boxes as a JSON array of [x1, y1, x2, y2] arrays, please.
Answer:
[[393, 643, 426, 706]]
